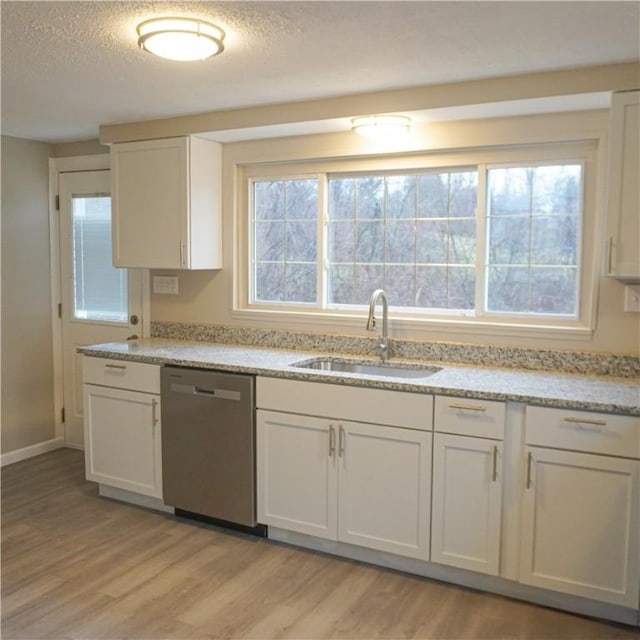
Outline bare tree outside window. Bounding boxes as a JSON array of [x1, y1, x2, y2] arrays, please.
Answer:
[[328, 171, 477, 309], [250, 162, 583, 320], [486, 165, 581, 315], [252, 179, 317, 303]]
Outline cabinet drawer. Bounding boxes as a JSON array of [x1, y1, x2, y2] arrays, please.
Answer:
[[526, 406, 640, 459], [434, 396, 505, 439], [257, 377, 433, 431], [83, 356, 160, 394]]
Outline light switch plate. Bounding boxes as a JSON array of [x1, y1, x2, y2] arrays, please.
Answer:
[[624, 285, 640, 312], [153, 275, 179, 295]]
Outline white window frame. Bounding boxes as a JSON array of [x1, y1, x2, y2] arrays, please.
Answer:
[[234, 141, 600, 341]]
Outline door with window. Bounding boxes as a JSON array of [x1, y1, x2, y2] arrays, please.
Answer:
[[59, 170, 143, 448]]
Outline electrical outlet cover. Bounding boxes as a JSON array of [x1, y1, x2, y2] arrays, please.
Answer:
[[623, 285, 640, 312]]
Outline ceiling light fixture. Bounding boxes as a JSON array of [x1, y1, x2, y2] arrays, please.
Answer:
[[137, 17, 225, 61], [351, 115, 412, 137]]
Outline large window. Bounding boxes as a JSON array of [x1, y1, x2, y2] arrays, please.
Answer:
[[246, 154, 588, 326]]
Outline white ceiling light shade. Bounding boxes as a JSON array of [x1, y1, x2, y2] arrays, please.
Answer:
[[351, 115, 412, 137], [137, 17, 225, 61]]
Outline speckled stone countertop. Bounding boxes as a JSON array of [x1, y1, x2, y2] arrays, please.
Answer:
[[79, 338, 640, 417]]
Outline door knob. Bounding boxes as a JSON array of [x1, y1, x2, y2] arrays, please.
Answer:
[[130, 314, 139, 325]]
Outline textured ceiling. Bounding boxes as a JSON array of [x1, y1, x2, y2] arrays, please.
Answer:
[[1, 1, 639, 143]]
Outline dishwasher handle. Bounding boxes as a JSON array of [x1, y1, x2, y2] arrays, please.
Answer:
[[169, 382, 241, 401]]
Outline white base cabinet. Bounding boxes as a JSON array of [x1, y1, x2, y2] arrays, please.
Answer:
[[430, 396, 506, 576], [83, 357, 163, 499], [521, 406, 640, 608], [431, 433, 503, 575], [520, 446, 639, 608], [339, 420, 430, 558], [256, 378, 433, 561], [258, 411, 337, 539], [258, 410, 431, 560]]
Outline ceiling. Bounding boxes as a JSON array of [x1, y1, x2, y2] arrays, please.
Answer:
[[1, 1, 639, 144]]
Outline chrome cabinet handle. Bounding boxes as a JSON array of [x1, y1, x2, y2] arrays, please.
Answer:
[[338, 425, 345, 457], [449, 403, 486, 412], [105, 363, 126, 370], [151, 398, 159, 425], [526, 452, 533, 489], [328, 425, 336, 457], [180, 240, 186, 267], [563, 416, 607, 427], [492, 445, 498, 482]]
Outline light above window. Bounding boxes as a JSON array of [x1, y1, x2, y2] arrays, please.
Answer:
[[137, 17, 225, 61], [351, 115, 412, 138]]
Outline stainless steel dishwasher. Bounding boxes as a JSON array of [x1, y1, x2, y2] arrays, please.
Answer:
[[161, 366, 264, 534]]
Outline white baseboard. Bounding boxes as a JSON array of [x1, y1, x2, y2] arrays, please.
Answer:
[[1, 437, 66, 467], [98, 484, 175, 514]]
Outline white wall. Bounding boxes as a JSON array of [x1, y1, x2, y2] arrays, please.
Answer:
[[1, 135, 55, 454]]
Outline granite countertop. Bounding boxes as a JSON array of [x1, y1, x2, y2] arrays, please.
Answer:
[[79, 338, 640, 417]]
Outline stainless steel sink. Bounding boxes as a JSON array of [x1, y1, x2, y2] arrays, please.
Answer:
[[291, 357, 442, 379]]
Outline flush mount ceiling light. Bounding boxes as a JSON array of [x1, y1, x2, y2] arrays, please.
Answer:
[[351, 115, 412, 137], [137, 17, 225, 61]]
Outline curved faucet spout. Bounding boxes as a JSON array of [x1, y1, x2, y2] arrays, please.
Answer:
[[366, 289, 389, 361]]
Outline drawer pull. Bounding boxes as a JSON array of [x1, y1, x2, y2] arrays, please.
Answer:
[[449, 403, 486, 412], [492, 445, 498, 482], [338, 425, 345, 458], [151, 398, 159, 425], [328, 425, 336, 457], [104, 363, 126, 370], [526, 452, 533, 489], [563, 416, 607, 429]]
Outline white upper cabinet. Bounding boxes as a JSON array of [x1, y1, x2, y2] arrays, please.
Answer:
[[111, 136, 222, 270], [607, 90, 640, 282]]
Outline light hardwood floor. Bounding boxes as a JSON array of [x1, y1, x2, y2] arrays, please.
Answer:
[[1, 448, 637, 640]]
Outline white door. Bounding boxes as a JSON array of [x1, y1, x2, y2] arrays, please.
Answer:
[[520, 447, 640, 607], [256, 410, 338, 539], [431, 433, 503, 575], [58, 170, 143, 448], [338, 422, 431, 560]]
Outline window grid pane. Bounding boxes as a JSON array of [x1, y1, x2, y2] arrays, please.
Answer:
[[485, 164, 581, 316], [327, 170, 478, 310], [252, 178, 318, 303]]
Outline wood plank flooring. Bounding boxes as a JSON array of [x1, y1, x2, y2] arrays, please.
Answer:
[[1, 448, 637, 639]]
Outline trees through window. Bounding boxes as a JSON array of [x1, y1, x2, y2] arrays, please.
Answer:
[[250, 161, 583, 320]]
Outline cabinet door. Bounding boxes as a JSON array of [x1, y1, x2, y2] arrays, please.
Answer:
[[338, 422, 431, 560], [83, 385, 162, 498], [431, 433, 502, 575], [112, 137, 188, 269], [257, 410, 337, 539], [608, 90, 640, 279], [520, 447, 639, 607]]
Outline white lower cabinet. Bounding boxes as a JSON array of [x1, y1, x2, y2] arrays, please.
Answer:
[[431, 433, 503, 575], [257, 411, 338, 539], [430, 396, 506, 575], [257, 409, 432, 560], [83, 357, 163, 499], [520, 406, 640, 608]]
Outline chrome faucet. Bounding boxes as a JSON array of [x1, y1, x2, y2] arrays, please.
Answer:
[[366, 289, 389, 362]]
